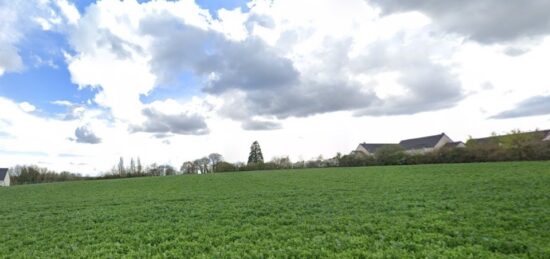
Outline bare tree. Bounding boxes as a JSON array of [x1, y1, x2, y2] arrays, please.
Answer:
[[137, 157, 143, 176], [199, 157, 210, 173], [129, 158, 136, 176], [193, 159, 203, 174], [208, 153, 223, 172], [182, 161, 195, 174]]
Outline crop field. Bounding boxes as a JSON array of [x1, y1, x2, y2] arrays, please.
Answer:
[[1, 162, 549, 258]]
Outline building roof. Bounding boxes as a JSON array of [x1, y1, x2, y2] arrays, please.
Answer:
[[399, 133, 447, 150], [0, 168, 8, 181], [359, 143, 398, 153]]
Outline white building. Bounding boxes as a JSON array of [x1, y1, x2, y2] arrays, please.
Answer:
[[399, 133, 454, 154], [355, 133, 459, 156], [355, 143, 397, 156], [0, 168, 10, 187]]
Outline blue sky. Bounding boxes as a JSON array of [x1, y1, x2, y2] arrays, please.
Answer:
[[0, 0, 248, 115]]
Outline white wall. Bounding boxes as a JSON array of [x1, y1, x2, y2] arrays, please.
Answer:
[[355, 144, 371, 155], [0, 173, 9, 187], [434, 134, 453, 149]]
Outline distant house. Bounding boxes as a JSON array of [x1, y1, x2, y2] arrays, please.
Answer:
[[355, 133, 456, 156], [355, 143, 398, 156], [0, 168, 10, 187], [399, 133, 453, 154]]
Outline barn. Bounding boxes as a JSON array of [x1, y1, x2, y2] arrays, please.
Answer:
[[0, 168, 10, 187]]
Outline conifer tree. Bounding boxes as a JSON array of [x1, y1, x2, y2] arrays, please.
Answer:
[[248, 141, 264, 164]]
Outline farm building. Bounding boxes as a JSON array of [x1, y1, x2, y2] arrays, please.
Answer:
[[0, 168, 10, 187], [355, 133, 456, 155], [354, 143, 398, 156], [399, 133, 454, 154]]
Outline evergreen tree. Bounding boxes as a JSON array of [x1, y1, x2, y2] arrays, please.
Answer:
[[248, 141, 264, 164]]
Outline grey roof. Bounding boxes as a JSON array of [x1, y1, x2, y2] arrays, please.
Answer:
[[399, 133, 447, 150], [359, 143, 398, 153], [0, 168, 8, 181]]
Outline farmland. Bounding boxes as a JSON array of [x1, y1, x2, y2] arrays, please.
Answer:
[[1, 162, 549, 258]]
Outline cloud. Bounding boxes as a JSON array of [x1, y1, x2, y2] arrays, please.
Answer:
[[242, 119, 282, 131], [352, 31, 463, 116], [54, 0, 80, 25], [369, 0, 550, 43], [131, 107, 209, 135], [66, 0, 465, 130], [0, 0, 79, 76], [0, 2, 25, 75], [503, 47, 530, 57], [19, 102, 36, 113], [73, 126, 102, 144], [140, 15, 300, 92], [491, 95, 550, 119]]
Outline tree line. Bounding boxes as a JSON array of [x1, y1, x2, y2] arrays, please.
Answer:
[[6, 130, 550, 185]]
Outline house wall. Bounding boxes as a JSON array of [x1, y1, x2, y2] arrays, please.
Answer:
[[355, 144, 372, 155], [405, 135, 453, 154], [434, 135, 453, 149], [0, 173, 9, 187]]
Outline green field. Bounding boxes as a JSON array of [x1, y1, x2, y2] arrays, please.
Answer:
[[1, 162, 549, 258]]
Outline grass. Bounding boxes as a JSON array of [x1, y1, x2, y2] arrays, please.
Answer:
[[1, 162, 549, 258]]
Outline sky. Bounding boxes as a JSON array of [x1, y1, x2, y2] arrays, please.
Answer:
[[1, 0, 550, 175]]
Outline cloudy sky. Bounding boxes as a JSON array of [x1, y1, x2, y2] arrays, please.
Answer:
[[1, 0, 550, 175]]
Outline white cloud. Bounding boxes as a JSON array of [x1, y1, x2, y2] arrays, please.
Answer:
[[0, 0, 80, 76], [55, 0, 80, 25], [18, 102, 36, 113]]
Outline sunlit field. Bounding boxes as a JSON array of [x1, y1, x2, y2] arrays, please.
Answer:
[[1, 162, 549, 257]]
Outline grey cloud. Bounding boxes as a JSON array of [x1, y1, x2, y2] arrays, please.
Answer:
[[242, 119, 282, 131], [357, 66, 462, 116], [0, 46, 23, 74], [369, 0, 550, 43], [140, 15, 299, 93], [139, 10, 461, 126], [352, 36, 463, 116], [245, 14, 275, 31], [73, 126, 101, 144], [244, 80, 376, 119], [491, 95, 550, 119], [97, 29, 143, 59], [131, 108, 209, 135], [503, 47, 530, 57], [202, 38, 300, 94]]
